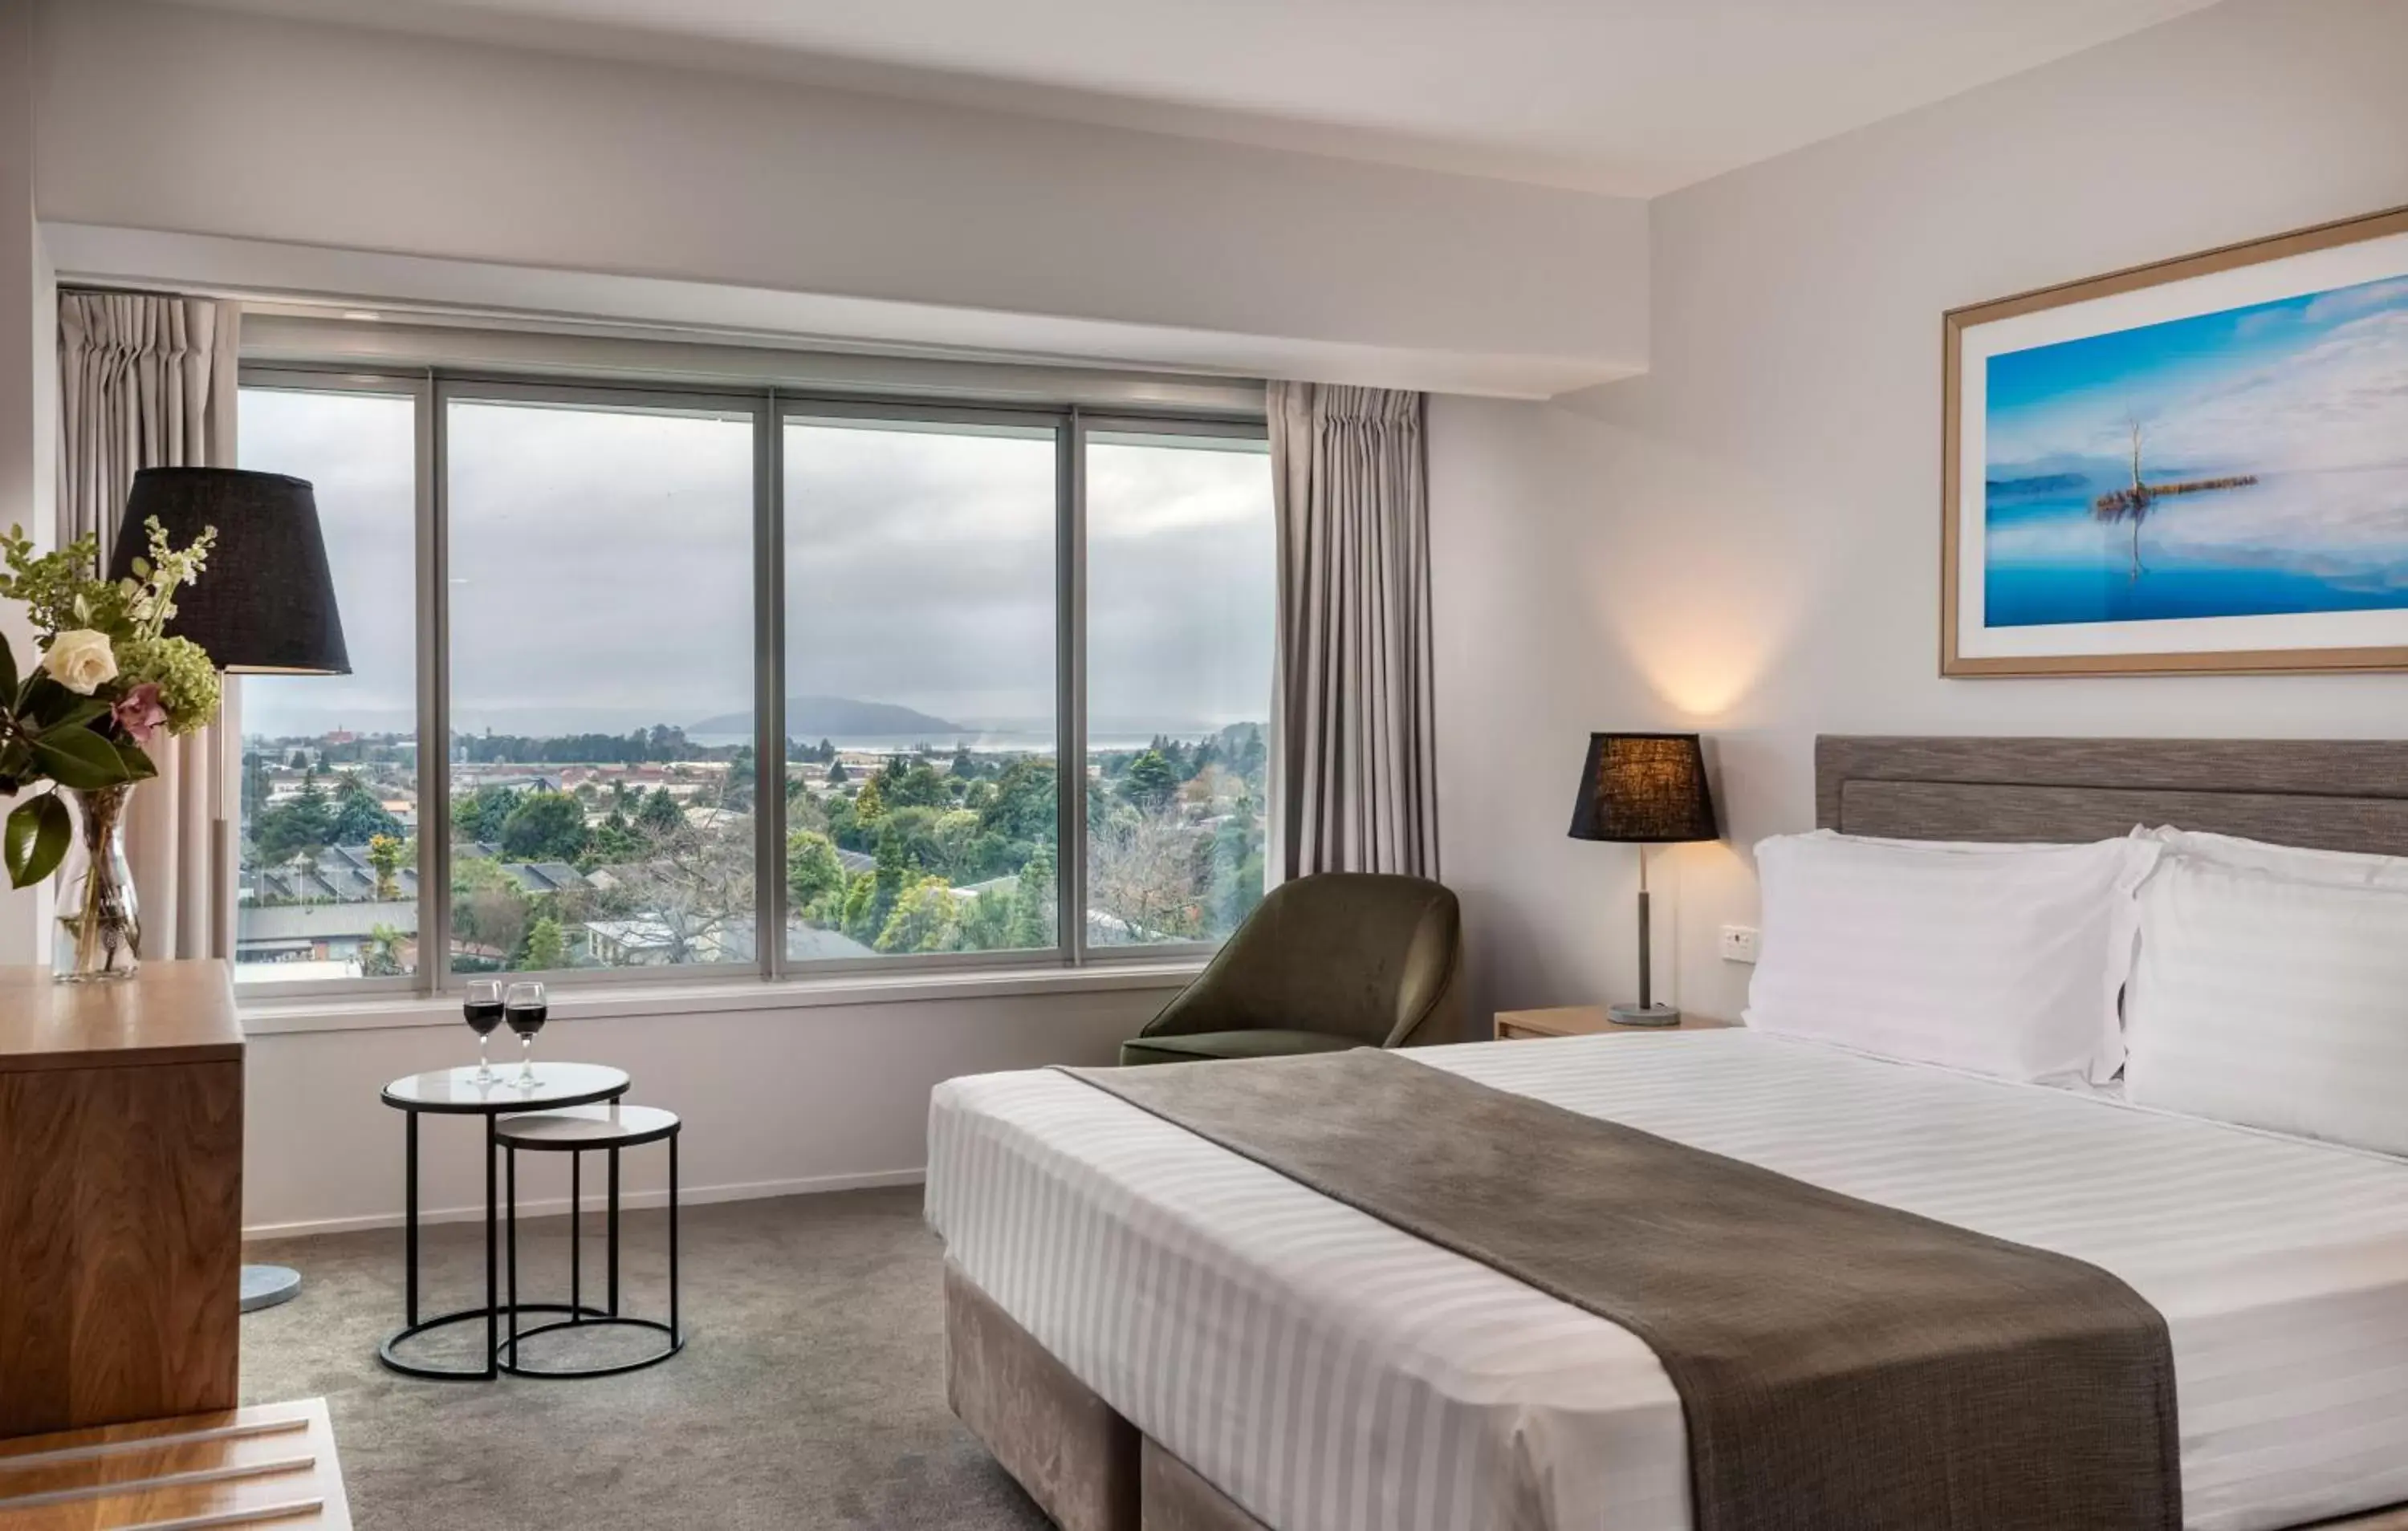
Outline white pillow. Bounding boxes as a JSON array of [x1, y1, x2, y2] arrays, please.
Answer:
[[1745, 831, 2159, 1086], [2126, 855, 2408, 1155], [2136, 825, 2408, 891]]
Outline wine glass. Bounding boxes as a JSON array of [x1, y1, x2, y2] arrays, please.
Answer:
[[504, 981, 548, 1090], [462, 979, 504, 1086]]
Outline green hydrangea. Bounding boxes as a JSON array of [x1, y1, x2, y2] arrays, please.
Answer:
[[116, 635, 222, 737]]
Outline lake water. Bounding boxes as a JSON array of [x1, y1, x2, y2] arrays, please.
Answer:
[[1983, 464, 2408, 627]]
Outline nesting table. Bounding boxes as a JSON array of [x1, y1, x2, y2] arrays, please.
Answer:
[[377, 1063, 630, 1381]]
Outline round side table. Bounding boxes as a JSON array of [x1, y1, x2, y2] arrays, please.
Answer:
[[496, 1104, 685, 1378], [377, 1062, 630, 1381]]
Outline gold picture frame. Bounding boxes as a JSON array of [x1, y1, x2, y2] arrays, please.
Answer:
[[1942, 202, 2408, 677]]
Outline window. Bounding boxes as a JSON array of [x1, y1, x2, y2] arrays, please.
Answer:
[[445, 392, 758, 975], [1084, 430, 1275, 947], [231, 365, 1274, 993], [234, 383, 421, 985], [782, 416, 1059, 961]]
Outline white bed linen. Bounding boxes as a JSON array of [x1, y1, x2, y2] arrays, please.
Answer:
[[925, 1030, 2408, 1531]]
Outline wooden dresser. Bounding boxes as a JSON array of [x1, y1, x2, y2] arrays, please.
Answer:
[[0, 961, 243, 1439]]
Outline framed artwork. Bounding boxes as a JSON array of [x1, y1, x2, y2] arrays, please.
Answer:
[[1943, 204, 2408, 676]]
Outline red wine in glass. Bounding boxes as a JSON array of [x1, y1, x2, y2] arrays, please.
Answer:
[[504, 981, 548, 1089], [463, 979, 504, 1086]]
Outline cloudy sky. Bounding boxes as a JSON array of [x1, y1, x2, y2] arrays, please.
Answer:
[[239, 390, 1275, 746], [1984, 272, 2408, 576]]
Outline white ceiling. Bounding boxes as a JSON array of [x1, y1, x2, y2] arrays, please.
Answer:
[[164, 0, 2222, 196]]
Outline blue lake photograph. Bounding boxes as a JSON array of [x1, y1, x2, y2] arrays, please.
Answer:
[[1982, 270, 2408, 629]]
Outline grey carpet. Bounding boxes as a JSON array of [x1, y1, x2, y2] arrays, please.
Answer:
[[241, 1187, 1051, 1531]]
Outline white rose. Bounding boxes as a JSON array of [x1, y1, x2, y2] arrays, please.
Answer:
[[41, 629, 119, 695]]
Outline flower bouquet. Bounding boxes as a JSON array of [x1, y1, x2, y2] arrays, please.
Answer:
[[0, 518, 220, 980]]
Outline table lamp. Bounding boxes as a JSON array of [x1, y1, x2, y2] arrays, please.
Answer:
[[111, 467, 350, 1315], [1567, 732, 1718, 1026]]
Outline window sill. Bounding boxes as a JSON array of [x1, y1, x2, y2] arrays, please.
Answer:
[[238, 960, 1206, 1037]]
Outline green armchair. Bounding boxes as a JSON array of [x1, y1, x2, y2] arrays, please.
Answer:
[[1120, 872, 1466, 1066]]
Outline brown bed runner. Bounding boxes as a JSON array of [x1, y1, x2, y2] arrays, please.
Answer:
[[1063, 1049, 2178, 1531]]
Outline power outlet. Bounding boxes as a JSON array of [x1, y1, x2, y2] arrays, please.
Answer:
[[1719, 924, 1760, 964]]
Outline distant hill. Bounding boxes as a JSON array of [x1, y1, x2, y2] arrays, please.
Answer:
[[689, 696, 964, 740]]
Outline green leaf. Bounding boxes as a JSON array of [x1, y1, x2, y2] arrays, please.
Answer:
[[112, 740, 158, 783], [31, 697, 110, 735], [5, 792, 70, 889], [29, 725, 136, 791], [0, 632, 15, 701]]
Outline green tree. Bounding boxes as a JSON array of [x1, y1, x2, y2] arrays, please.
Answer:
[[452, 784, 520, 844], [786, 829, 845, 911], [360, 923, 407, 978], [852, 774, 887, 828], [1120, 749, 1179, 812], [843, 827, 911, 944], [877, 875, 961, 952], [636, 786, 684, 833], [1008, 843, 1056, 948], [451, 855, 531, 962], [501, 790, 591, 862], [980, 758, 1056, 845], [889, 762, 950, 809], [523, 916, 568, 972], [582, 808, 642, 868], [366, 833, 409, 901], [824, 757, 848, 786], [328, 774, 403, 845], [254, 777, 334, 866]]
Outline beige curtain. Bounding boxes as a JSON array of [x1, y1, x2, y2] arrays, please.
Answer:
[[57, 291, 241, 960], [1267, 381, 1439, 881]]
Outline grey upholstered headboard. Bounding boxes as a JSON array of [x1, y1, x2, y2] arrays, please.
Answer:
[[1816, 736, 2408, 856]]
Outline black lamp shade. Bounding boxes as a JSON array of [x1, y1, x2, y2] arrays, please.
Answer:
[[1568, 733, 1718, 843], [107, 468, 350, 676]]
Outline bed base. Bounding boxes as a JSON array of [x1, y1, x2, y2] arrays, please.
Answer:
[[946, 1259, 2408, 1531]]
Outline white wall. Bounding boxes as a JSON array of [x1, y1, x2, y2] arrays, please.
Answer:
[[30, 0, 1648, 398], [1431, 0, 2408, 1026], [243, 977, 1180, 1236]]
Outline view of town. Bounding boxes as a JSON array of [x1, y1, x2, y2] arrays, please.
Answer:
[[235, 720, 1269, 981]]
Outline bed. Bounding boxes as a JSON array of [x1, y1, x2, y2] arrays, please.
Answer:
[[925, 736, 2408, 1531]]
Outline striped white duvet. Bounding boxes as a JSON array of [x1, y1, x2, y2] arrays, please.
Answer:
[[925, 1029, 2408, 1531]]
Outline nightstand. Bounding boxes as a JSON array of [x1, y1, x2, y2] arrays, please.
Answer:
[[1492, 1005, 1737, 1041]]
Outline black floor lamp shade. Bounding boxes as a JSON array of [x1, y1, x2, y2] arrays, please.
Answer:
[[108, 468, 350, 676]]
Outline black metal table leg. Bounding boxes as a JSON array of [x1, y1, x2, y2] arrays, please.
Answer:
[[570, 1150, 582, 1322], [485, 1113, 498, 1380], [608, 1145, 621, 1318], [669, 1130, 680, 1346], [404, 1111, 420, 1326], [506, 1143, 519, 1365]]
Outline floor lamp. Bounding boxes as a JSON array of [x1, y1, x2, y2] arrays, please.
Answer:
[[1567, 732, 1719, 1026], [112, 467, 352, 1312]]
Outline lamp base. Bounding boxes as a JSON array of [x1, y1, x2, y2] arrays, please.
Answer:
[[1609, 1002, 1682, 1028]]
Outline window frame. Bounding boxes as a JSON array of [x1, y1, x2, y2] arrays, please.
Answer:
[[232, 363, 1270, 997]]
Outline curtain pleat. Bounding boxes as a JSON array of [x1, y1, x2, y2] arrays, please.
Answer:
[[1267, 381, 1438, 881], [56, 290, 241, 960]]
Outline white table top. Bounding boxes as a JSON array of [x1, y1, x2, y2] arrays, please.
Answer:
[[381, 1062, 629, 1114]]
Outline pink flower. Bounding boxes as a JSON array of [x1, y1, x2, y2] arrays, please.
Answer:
[[112, 682, 168, 747]]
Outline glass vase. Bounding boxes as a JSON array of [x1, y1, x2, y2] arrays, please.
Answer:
[[54, 784, 141, 983]]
